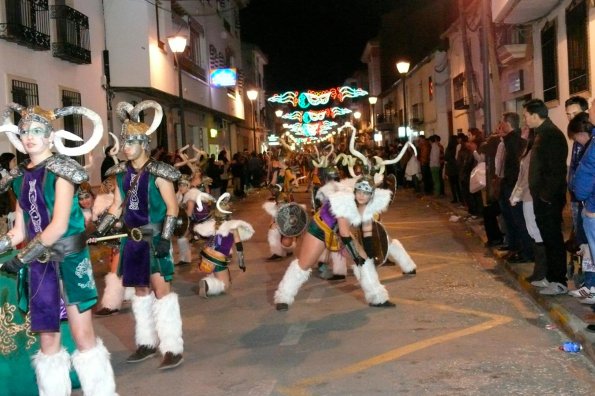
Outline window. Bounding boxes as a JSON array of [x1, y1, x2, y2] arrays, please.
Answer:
[[61, 89, 84, 164], [566, 0, 588, 94], [11, 79, 39, 162], [541, 20, 558, 102], [428, 77, 434, 101], [51, 4, 91, 64], [452, 73, 468, 109], [1, 0, 50, 50]]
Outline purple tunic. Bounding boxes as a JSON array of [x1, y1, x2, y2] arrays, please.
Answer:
[[319, 201, 337, 229]]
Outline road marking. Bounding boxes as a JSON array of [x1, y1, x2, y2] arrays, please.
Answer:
[[305, 286, 326, 303], [277, 298, 513, 396], [280, 323, 308, 346], [406, 251, 471, 262]]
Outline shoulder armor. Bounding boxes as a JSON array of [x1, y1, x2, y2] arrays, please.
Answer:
[[146, 161, 181, 182], [46, 155, 88, 184], [0, 167, 23, 193], [105, 161, 128, 177]]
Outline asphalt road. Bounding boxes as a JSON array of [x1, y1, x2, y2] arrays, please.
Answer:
[[88, 187, 595, 396]]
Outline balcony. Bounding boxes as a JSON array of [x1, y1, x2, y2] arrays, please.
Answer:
[[50, 5, 91, 64], [0, 0, 50, 50], [497, 43, 528, 64]]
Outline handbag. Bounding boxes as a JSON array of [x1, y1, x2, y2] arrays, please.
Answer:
[[469, 162, 486, 193]]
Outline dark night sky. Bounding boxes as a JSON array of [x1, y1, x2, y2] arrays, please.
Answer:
[[240, 0, 456, 94]]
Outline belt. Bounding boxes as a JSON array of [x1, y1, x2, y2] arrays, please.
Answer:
[[49, 232, 86, 261]]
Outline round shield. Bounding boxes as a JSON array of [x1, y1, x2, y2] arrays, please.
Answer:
[[174, 210, 190, 237], [352, 220, 390, 266], [275, 202, 308, 237], [384, 173, 397, 204]]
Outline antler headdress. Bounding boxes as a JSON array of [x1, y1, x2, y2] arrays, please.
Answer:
[[117, 100, 163, 147], [0, 102, 104, 156]]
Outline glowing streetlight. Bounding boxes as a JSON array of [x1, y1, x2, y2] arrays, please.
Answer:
[[168, 35, 188, 146], [368, 96, 377, 130], [247, 89, 259, 152], [396, 60, 410, 139]]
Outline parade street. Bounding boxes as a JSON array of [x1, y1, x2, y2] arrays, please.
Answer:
[[89, 187, 595, 396]]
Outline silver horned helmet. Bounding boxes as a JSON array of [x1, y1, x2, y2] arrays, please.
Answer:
[[117, 100, 163, 150]]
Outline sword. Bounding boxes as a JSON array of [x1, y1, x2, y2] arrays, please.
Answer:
[[87, 227, 144, 244]]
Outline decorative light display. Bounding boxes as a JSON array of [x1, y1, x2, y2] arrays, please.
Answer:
[[281, 107, 353, 123], [268, 86, 368, 108], [285, 120, 337, 136]]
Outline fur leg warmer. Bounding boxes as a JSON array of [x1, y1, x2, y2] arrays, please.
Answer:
[[274, 259, 311, 305], [330, 251, 347, 276], [32, 348, 71, 396], [131, 293, 158, 348], [268, 228, 286, 257], [123, 287, 136, 302], [388, 239, 417, 273], [354, 259, 389, 305], [71, 338, 117, 396], [203, 274, 227, 296], [176, 237, 192, 263], [153, 293, 184, 355], [100, 272, 125, 310]]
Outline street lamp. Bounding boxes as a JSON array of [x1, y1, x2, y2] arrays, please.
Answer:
[[368, 96, 377, 130], [168, 35, 188, 146], [247, 89, 259, 152], [396, 60, 410, 139]]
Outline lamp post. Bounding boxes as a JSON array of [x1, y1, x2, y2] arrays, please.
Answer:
[[168, 35, 188, 146], [275, 109, 283, 136], [247, 89, 259, 152], [396, 60, 410, 139], [368, 96, 377, 130]]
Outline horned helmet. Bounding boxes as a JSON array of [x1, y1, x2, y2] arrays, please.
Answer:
[[116, 100, 163, 151]]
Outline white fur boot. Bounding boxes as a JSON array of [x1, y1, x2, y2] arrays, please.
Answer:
[[354, 259, 391, 305], [153, 293, 184, 356], [201, 274, 227, 297], [268, 228, 286, 257], [32, 348, 71, 396], [131, 293, 158, 348], [100, 272, 125, 310], [176, 236, 192, 263], [274, 259, 311, 307], [123, 286, 136, 302], [71, 338, 117, 396], [388, 239, 417, 274]]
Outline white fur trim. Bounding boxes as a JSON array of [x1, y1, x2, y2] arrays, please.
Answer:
[[373, 173, 384, 186], [330, 251, 347, 276], [361, 189, 391, 223], [262, 201, 278, 218], [153, 293, 184, 355], [194, 218, 216, 237], [176, 237, 192, 263], [131, 293, 158, 348], [33, 348, 71, 396], [71, 338, 117, 396], [274, 259, 311, 305], [388, 239, 416, 273], [328, 191, 361, 225], [357, 258, 389, 304], [204, 274, 227, 296], [317, 181, 346, 202], [124, 287, 135, 302], [100, 272, 124, 310], [217, 219, 255, 242], [268, 227, 285, 257]]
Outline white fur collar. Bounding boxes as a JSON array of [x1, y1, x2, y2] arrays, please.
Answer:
[[361, 188, 391, 222], [194, 218, 215, 237], [328, 188, 392, 226], [193, 219, 255, 242], [262, 201, 277, 217]]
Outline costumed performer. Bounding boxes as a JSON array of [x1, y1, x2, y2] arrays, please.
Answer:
[[194, 192, 254, 298], [263, 184, 301, 261], [90, 100, 184, 370], [0, 102, 117, 395]]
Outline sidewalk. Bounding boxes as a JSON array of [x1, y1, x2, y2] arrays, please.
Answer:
[[429, 194, 595, 363]]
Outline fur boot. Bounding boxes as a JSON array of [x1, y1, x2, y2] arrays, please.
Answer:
[[176, 236, 192, 263], [32, 348, 71, 396], [202, 274, 227, 296], [387, 239, 417, 273], [354, 258, 389, 305], [274, 259, 311, 305], [268, 228, 286, 257], [131, 293, 158, 348], [330, 251, 347, 276], [100, 272, 125, 310], [71, 338, 117, 396], [123, 286, 136, 302], [153, 293, 184, 355]]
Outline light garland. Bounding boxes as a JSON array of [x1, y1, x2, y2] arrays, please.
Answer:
[[268, 86, 368, 108], [281, 107, 353, 123]]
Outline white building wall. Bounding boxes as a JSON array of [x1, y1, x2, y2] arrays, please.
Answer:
[[0, 0, 107, 185]]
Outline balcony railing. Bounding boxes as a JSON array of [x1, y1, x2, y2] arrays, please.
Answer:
[[50, 4, 90, 64], [0, 0, 50, 50]]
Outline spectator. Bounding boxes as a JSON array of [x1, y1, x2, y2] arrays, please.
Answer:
[[524, 99, 569, 295], [0, 152, 16, 233], [444, 135, 462, 203]]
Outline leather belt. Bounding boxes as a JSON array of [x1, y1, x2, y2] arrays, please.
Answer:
[[49, 233, 87, 261]]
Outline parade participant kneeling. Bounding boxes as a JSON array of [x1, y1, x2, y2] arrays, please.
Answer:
[[91, 100, 184, 370], [263, 184, 303, 261], [0, 103, 117, 394], [274, 127, 398, 311], [194, 192, 254, 298]]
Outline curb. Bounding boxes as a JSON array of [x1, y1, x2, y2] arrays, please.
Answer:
[[430, 196, 595, 364]]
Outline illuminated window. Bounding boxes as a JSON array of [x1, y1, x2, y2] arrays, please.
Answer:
[[566, 0, 588, 94], [541, 20, 558, 102]]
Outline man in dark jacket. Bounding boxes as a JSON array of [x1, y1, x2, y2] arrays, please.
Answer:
[[524, 99, 569, 295]]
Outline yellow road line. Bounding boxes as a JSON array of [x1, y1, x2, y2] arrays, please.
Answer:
[[277, 298, 513, 396]]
